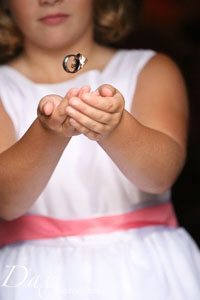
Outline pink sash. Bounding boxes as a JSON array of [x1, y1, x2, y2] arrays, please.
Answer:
[[0, 202, 178, 246]]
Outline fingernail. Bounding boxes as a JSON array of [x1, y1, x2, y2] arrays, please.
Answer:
[[43, 102, 53, 115]]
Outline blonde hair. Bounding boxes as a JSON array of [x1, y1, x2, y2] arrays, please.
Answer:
[[0, 0, 139, 63], [0, 6, 23, 63], [94, 0, 139, 45]]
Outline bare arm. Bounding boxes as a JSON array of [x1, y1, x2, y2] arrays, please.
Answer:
[[66, 54, 188, 194], [0, 118, 69, 221], [0, 87, 84, 221], [98, 54, 188, 193]]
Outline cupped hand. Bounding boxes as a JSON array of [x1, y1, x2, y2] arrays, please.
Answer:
[[66, 84, 125, 141], [37, 86, 91, 138]]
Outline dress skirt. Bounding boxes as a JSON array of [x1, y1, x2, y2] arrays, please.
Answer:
[[0, 225, 200, 300]]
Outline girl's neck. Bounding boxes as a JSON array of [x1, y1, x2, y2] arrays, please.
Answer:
[[8, 39, 116, 84]]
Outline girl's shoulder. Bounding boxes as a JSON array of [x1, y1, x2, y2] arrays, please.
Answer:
[[115, 48, 157, 64], [112, 49, 183, 89], [103, 48, 157, 76]]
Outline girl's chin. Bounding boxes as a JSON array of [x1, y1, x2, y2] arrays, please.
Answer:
[[36, 39, 73, 51]]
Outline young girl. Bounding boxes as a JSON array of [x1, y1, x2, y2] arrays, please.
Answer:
[[0, 0, 199, 299]]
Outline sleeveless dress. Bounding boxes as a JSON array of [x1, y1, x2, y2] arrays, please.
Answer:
[[0, 49, 200, 300]]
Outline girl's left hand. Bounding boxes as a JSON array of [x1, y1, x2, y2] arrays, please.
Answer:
[[66, 84, 125, 141]]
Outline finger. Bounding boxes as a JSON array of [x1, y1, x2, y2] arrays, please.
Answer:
[[78, 85, 91, 98], [81, 93, 122, 113], [68, 96, 112, 124], [43, 102, 54, 116], [56, 98, 70, 116], [65, 88, 79, 100], [57, 88, 79, 116], [66, 106, 108, 134], [62, 117, 80, 137], [58, 87, 82, 116], [98, 84, 116, 97], [69, 118, 100, 141], [89, 90, 100, 97], [42, 95, 67, 126], [69, 118, 90, 135], [38, 95, 63, 116]]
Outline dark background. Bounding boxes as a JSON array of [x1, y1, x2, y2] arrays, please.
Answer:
[[122, 0, 200, 246]]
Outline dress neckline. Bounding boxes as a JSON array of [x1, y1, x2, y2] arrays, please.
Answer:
[[1, 50, 125, 88]]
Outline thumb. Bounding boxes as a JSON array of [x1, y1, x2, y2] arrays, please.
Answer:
[[42, 102, 54, 116], [98, 84, 116, 97], [38, 95, 63, 116]]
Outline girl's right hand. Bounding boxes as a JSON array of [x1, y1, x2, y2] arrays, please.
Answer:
[[37, 86, 90, 138]]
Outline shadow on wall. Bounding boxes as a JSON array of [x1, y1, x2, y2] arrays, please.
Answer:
[[120, 0, 200, 246]]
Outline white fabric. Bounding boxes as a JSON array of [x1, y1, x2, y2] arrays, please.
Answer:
[[0, 49, 170, 219], [0, 49, 200, 299], [0, 227, 200, 299]]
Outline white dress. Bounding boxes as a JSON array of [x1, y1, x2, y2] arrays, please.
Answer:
[[0, 49, 199, 300]]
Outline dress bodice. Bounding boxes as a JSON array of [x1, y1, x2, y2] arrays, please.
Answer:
[[0, 49, 170, 219]]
